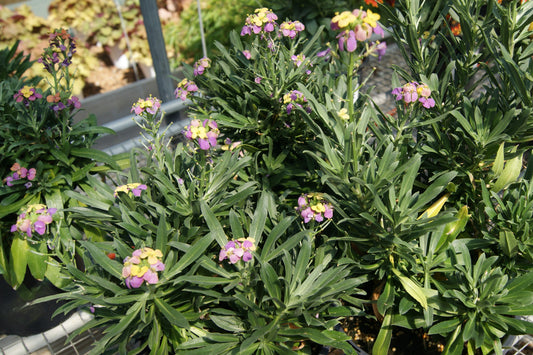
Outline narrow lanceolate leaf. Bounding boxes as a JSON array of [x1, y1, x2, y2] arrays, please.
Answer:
[[492, 143, 505, 176], [154, 298, 189, 328], [200, 200, 227, 247], [418, 193, 450, 220], [372, 310, 393, 355], [392, 268, 428, 310]]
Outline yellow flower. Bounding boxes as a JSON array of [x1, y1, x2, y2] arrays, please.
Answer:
[[311, 203, 326, 214], [20, 86, 33, 98], [363, 9, 380, 28], [131, 265, 149, 277], [332, 11, 357, 29], [338, 108, 349, 120], [140, 247, 163, 265]]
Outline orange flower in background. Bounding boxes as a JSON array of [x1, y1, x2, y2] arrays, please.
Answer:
[[364, 0, 383, 7]]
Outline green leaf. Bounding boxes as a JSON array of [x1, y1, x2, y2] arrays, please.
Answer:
[[392, 268, 428, 310], [81, 241, 123, 279], [249, 192, 268, 244], [10, 237, 29, 287], [70, 147, 120, 170], [428, 318, 462, 336], [499, 229, 518, 257], [165, 233, 214, 279], [200, 200, 227, 248], [155, 213, 168, 253], [372, 311, 393, 355], [260, 261, 282, 302], [27, 241, 48, 281], [492, 151, 523, 192], [492, 143, 505, 176], [154, 298, 189, 328], [209, 315, 246, 333]]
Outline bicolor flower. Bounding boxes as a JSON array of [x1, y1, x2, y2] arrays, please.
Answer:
[[280, 20, 305, 39], [193, 57, 211, 76], [291, 54, 307, 67], [241, 8, 278, 36], [11, 204, 57, 238], [174, 78, 198, 101], [122, 247, 165, 289], [297, 193, 334, 223], [114, 183, 148, 197], [14, 86, 42, 106], [4, 163, 36, 188], [131, 96, 161, 116], [330, 8, 384, 52], [184, 119, 219, 150], [392, 82, 436, 108], [219, 238, 256, 264], [281, 90, 311, 114]]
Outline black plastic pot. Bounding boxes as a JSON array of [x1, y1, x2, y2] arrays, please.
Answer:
[[0, 275, 69, 336]]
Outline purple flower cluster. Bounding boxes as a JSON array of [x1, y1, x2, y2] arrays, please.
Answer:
[[297, 193, 334, 223], [46, 92, 81, 112], [131, 96, 161, 116], [184, 119, 219, 150], [241, 8, 278, 36], [11, 204, 56, 238], [391, 82, 436, 108], [4, 163, 36, 189], [281, 90, 312, 114], [174, 78, 198, 101], [122, 247, 165, 289], [38, 28, 76, 73], [193, 57, 211, 76], [219, 238, 256, 264], [280, 20, 305, 39], [14, 86, 42, 106], [330, 9, 384, 53], [113, 183, 148, 197]]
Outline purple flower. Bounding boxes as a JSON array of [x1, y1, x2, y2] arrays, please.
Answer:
[[193, 57, 211, 76], [242, 50, 251, 59], [68, 96, 81, 109], [174, 79, 198, 101], [219, 238, 256, 264], [296, 193, 334, 224], [11, 204, 56, 238], [122, 247, 165, 289], [131, 96, 161, 116], [376, 42, 387, 61], [280, 20, 305, 39], [241, 8, 278, 36], [183, 119, 220, 150], [14, 86, 42, 106], [114, 183, 148, 197], [391, 82, 436, 109], [255, 77, 262, 84], [281, 90, 311, 115]]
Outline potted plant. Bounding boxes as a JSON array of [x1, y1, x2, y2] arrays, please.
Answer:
[[25, 1, 533, 354]]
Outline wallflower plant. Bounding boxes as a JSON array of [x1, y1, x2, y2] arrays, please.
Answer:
[[0, 29, 117, 289], [17, 2, 533, 355]]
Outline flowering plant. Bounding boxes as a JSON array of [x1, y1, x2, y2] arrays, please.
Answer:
[[3, 204, 57, 288], [22, 2, 533, 355], [0, 29, 116, 289]]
